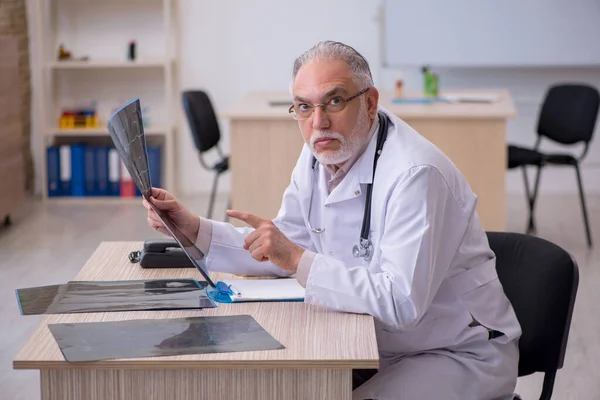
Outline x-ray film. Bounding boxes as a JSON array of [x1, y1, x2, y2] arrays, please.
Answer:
[[48, 314, 285, 362], [106, 98, 152, 197], [15, 279, 216, 315], [107, 100, 216, 287]]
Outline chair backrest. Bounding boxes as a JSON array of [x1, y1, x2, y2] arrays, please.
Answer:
[[181, 90, 221, 153], [486, 231, 579, 377], [537, 84, 600, 145]]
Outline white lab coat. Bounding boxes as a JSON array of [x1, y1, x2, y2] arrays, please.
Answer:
[[204, 106, 522, 399]]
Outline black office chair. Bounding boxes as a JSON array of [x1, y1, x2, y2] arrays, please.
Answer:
[[507, 84, 599, 247], [487, 231, 579, 400], [182, 90, 229, 220]]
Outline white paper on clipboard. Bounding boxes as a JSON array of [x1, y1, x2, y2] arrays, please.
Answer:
[[222, 278, 305, 302]]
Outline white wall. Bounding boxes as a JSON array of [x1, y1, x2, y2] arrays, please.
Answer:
[[175, 0, 381, 197], [27, 0, 600, 199], [382, 0, 600, 67]]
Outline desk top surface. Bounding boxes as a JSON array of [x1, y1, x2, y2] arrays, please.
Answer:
[[13, 242, 378, 370], [220, 89, 517, 120]]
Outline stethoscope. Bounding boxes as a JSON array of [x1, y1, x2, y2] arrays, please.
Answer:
[[307, 111, 389, 262]]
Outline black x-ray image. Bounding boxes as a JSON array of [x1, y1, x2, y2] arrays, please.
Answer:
[[106, 99, 217, 286], [48, 315, 285, 362], [15, 279, 216, 315], [106, 98, 152, 197]]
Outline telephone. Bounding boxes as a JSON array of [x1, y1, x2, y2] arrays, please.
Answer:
[[134, 239, 195, 269]]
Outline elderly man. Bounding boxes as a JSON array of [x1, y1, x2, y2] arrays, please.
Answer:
[[144, 41, 521, 399]]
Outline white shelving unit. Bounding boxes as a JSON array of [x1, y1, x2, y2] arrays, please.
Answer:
[[34, 0, 178, 201], [45, 126, 171, 137], [45, 60, 172, 69]]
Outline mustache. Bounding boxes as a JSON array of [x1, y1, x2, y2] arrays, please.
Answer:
[[310, 131, 345, 147]]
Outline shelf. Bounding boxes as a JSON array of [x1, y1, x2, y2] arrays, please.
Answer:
[[45, 127, 171, 136], [46, 197, 144, 205], [36, 0, 178, 201], [46, 60, 171, 69]]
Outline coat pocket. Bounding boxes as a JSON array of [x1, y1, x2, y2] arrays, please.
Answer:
[[460, 279, 522, 344]]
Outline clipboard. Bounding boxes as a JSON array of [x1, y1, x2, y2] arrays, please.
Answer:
[[206, 278, 305, 303]]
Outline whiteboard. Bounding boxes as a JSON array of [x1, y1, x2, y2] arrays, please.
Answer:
[[382, 0, 600, 67]]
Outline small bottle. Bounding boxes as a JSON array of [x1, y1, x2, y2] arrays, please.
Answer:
[[394, 72, 404, 98], [128, 41, 136, 61], [431, 73, 439, 97], [422, 66, 435, 97]]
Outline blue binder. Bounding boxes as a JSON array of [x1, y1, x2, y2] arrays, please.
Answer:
[[147, 146, 162, 188], [96, 146, 109, 196], [70, 144, 86, 197], [84, 146, 96, 196], [47, 147, 61, 197]]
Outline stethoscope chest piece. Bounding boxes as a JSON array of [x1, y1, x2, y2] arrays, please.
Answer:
[[353, 238, 374, 262]]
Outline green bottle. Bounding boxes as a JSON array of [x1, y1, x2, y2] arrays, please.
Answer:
[[431, 73, 439, 98], [422, 66, 432, 97], [422, 66, 439, 98]]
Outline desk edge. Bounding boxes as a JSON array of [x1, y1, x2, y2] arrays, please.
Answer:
[[13, 358, 379, 370]]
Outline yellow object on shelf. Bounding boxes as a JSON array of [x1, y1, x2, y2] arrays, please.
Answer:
[[59, 115, 75, 129], [58, 111, 100, 130]]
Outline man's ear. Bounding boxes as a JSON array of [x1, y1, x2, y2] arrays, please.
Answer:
[[367, 87, 379, 119]]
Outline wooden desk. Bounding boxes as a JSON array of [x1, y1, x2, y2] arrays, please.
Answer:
[[222, 90, 517, 231], [13, 242, 378, 400]]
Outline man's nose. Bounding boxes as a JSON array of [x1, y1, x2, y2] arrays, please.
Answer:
[[312, 106, 331, 130]]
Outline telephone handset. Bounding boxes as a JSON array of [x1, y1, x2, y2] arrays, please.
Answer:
[[135, 239, 195, 269]]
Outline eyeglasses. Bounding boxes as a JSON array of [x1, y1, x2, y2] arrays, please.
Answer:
[[288, 87, 370, 120]]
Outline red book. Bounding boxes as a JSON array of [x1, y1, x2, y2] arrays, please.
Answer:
[[120, 161, 135, 197]]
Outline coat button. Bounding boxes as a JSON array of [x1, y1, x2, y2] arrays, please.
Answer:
[[354, 190, 361, 196], [325, 204, 330, 208]]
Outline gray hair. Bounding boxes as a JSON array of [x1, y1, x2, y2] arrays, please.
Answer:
[[291, 41, 374, 89]]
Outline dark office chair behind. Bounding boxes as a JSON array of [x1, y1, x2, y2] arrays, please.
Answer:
[[507, 84, 600, 247], [182, 90, 229, 220], [487, 231, 579, 400]]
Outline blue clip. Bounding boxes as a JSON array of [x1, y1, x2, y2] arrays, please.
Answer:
[[206, 281, 235, 304], [216, 281, 233, 295]]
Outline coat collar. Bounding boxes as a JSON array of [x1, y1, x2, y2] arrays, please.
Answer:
[[356, 106, 395, 184], [356, 118, 381, 185]]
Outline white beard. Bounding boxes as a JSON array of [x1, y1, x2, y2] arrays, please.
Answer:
[[308, 103, 371, 165]]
